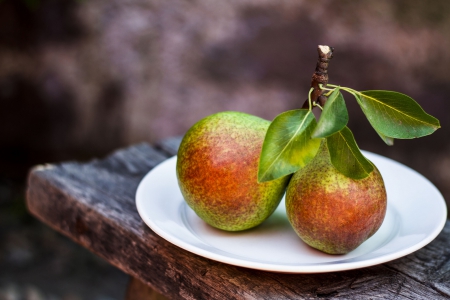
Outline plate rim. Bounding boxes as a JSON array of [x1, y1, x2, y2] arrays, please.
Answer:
[[136, 152, 447, 273]]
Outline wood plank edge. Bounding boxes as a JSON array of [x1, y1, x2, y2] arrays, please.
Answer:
[[26, 170, 177, 299]]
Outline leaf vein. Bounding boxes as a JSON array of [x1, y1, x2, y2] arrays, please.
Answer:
[[359, 92, 437, 127], [259, 111, 312, 180]]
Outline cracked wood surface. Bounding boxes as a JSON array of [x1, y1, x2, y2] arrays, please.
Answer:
[[26, 138, 450, 299]]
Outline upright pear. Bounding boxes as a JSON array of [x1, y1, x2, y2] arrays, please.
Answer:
[[286, 141, 387, 254], [177, 111, 290, 231]]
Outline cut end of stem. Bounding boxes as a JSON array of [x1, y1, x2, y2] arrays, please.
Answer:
[[318, 45, 332, 55]]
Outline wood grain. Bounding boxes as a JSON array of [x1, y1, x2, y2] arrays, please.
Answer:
[[26, 139, 450, 299], [126, 277, 169, 300]]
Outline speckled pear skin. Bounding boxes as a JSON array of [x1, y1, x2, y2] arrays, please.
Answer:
[[176, 111, 290, 231], [286, 141, 387, 254]]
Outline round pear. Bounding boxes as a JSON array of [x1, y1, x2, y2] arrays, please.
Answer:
[[177, 111, 289, 231], [286, 141, 387, 254]]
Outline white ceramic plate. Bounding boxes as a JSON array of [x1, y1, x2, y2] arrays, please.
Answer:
[[136, 152, 447, 273]]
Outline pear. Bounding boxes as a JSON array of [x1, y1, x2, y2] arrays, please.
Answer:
[[176, 111, 290, 231], [286, 141, 387, 254]]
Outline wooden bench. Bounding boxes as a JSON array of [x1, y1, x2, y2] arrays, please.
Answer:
[[26, 137, 450, 299]]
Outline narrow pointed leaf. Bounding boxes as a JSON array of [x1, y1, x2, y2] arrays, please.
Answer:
[[326, 126, 374, 179], [376, 129, 394, 146], [355, 90, 440, 139], [312, 87, 349, 138], [258, 109, 321, 182]]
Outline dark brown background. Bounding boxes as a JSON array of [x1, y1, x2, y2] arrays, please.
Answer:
[[1, 0, 449, 298]]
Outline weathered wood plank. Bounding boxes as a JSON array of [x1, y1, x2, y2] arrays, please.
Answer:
[[26, 142, 450, 299]]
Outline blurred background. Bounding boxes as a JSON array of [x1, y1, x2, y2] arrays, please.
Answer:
[[1, 0, 450, 298]]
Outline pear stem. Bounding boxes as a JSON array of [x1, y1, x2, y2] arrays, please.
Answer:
[[307, 87, 314, 111], [302, 45, 334, 109]]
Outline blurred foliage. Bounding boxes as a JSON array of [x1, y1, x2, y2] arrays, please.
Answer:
[[0, 0, 40, 10], [393, 0, 450, 27], [23, 0, 40, 10]]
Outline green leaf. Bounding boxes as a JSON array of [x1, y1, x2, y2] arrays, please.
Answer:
[[312, 87, 349, 138], [258, 109, 321, 182], [326, 126, 374, 179], [375, 129, 394, 146], [355, 90, 440, 139]]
